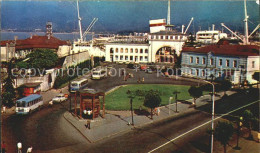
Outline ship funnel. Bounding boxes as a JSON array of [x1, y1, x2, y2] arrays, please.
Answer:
[[182, 25, 185, 34], [212, 24, 215, 31]]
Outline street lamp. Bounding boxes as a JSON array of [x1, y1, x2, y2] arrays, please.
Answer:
[[203, 80, 215, 153], [127, 90, 135, 126], [173, 91, 180, 113]]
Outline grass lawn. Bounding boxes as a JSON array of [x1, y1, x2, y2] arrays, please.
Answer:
[[105, 84, 208, 110]]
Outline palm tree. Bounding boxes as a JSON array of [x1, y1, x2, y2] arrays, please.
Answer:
[[214, 121, 234, 153]]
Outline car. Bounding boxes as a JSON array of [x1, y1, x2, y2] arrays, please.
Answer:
[[146, 68, 153, 74], [52, 94, 67, 103]]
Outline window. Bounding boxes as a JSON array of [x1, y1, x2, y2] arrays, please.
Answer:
[[115, 48, 119, 53], [125, 56, 128, 60], [140, 49, 143, 53], [125, 48, 128, 53], [252, 61, 255, 68], [130, 48, 133, 53], [170, 36, 173, 39], [219, 59, 222, 66], [115, 55, 118, 60], [202, 70, 205, 76], [151, 35, 154, 39], [145, 49, 148, 54], [218, 72, 222, 77], [233, 60, 237, 67], [120, 48, 123, 53], [226, 60, 230, 67], [196, 57, 199, 64], [165, 36, 168, 39], [130, 56, 133, 61], [196, 69, 199, 76], [120, 56, 123, 60], [156, 35, 159, 39], [210, 58, 213, 65], [190, 57, 193, 63], [140, 56, 143, 61], [202, 57, 206, 65], [135, 49, 138, 53], [160, 36, 164, 39], [144, 56, 148, 61]]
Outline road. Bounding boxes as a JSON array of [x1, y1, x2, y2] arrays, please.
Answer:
[[3, 64, 201, 152]]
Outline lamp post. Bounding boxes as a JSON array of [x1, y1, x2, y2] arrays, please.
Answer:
[[173, 91, 180, 113], [127, 90, 135, 126], [203, 80, 215, 153], [130, 98, 134, 125], [169, 97, 173, 115]]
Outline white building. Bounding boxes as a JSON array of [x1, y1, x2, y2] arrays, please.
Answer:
[[196, 30, 228, 44]]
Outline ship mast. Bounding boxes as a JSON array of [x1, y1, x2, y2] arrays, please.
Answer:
[[244, 0, 249, 44], [77, 0, 83, 42]]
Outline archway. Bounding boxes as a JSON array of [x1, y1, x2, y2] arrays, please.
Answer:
[[155, 46, 175, 63]]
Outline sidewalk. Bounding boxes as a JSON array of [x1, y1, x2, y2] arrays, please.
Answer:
[[63, 91, 236, 143]]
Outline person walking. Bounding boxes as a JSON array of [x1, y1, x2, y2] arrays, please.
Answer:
[[2, 106, 6, 113], [27, 146, 33, 153], [2, 141, 6, 153]]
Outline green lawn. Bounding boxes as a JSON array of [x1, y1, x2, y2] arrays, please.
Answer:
[[105, 84, 207, 110]]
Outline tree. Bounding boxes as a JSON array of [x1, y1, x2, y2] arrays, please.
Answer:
[[252, 72, 259, 87], [16, 61, 28, 69], [143, 90, 161, 119], [214, 121, 234, 153], [188, 86, 202, 106], [26, 48, 58, 70], [220, 80, 232, 95], [242, 110, 256, 139], [2, 60, 16, 107]]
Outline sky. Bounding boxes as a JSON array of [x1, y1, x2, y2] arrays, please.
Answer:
[[1, 0, 259, 33]]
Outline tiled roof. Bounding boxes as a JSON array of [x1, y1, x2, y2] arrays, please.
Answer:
[[1, 35, 70, 50], [182, 44, 259, 57]]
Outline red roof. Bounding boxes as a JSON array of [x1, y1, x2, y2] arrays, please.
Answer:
[[1, 35, 70, 50], [182, 44, 259, 57]]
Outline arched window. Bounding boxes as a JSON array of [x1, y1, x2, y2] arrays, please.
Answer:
[[130, 48, 133, 53], [125, 48, 128, 53], [135, 48, 138, 53]]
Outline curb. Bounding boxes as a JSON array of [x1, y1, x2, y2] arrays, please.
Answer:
[[63, 112, 92, 143]]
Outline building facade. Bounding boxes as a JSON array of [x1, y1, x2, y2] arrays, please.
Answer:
[[181, 43, 259, 84]]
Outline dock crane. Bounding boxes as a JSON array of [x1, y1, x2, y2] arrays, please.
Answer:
[[221, 0, 259, 44], [83, 18, 98, 41], [184, 17, 194, 34]]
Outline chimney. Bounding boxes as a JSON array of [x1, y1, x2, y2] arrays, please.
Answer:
[[182, 25, 185, 34], [14, 36, 18, 41], [212, 24, 215, 31]]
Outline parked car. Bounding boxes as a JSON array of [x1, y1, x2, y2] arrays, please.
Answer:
[[52, 94, 67, 103]]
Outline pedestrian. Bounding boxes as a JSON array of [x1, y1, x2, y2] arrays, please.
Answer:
[[27, 146, 33, 153], [2, 141, 6, 153], [157, 107, 160, 116], [2, 106, 6, 114], [86, 120, 91, 129]]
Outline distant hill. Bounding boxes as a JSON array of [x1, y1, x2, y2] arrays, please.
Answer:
[[1, 1, 259, 33]]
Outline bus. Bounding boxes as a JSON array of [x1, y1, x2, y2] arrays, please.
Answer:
[[70, 78, 88, 92], [92, 69, 107, 80], [16, 94, 43, 115]]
